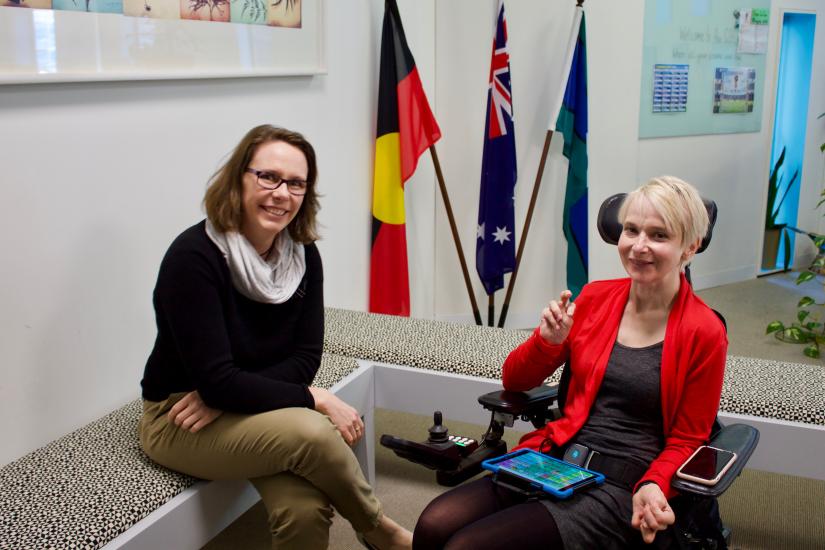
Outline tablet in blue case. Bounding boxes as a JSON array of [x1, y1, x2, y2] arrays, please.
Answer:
[[482, 448, 605, 499]]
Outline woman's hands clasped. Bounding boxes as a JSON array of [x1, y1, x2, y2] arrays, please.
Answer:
[[631, 482, 675, 544], [539, 290, 576, 345], [309, 386, 365, 446], [168, 390, 224, 433]]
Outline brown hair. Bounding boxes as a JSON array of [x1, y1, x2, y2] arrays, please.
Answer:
[[203, 125, 320, 243]]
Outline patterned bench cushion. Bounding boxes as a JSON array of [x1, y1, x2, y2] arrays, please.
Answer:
[[721, 356, 825, 426], [0, 353, 360, 550], [324, 308, 824, 427], [324, 307, 535, 380]]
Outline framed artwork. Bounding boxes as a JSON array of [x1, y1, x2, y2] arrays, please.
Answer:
[[0, 0, 324, 83]]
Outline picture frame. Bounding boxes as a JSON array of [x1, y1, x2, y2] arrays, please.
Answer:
[[0, 0, 325, 84]]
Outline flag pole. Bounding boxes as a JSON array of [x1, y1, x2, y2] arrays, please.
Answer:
[[488, 294, 495, 327], [497, 130, 554, 328], [498, 1, 584, 328], [429, 145, 483, 326]]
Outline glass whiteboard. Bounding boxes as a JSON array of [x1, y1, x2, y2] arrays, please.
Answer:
[[639, 0, 771, 138]]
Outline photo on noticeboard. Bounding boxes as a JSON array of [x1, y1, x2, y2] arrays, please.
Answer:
[[713, 66, 756, 114]]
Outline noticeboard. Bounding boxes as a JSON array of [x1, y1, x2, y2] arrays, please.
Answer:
[[639, 0, 772, 138]]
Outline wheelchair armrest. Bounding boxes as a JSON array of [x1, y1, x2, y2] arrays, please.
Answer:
[[478, 385, 559, 416], [671, 423, 760, 498]]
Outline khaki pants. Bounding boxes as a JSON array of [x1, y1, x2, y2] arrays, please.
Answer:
[[139, 393, 382, 550]]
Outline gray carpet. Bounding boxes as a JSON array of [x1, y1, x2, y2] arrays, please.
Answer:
[[203, 273, 825, 549]]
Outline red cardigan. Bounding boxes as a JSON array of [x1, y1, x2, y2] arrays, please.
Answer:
[[503, 274, 727, 499]]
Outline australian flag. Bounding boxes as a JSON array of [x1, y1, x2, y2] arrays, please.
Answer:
[[476, 0, 516, 296]]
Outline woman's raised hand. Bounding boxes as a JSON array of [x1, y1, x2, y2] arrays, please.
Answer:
[[539, 290, 576, 345], [309, 387, 365, 447], [167, 390, 223, 433]]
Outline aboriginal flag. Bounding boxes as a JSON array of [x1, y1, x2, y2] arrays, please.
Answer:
[[369, 0, 441, 316]]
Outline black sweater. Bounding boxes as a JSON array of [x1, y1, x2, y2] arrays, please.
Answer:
[[140, 221, 323, 413]]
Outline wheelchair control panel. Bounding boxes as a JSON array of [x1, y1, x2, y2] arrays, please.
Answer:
[[380, 386, 559, 486]]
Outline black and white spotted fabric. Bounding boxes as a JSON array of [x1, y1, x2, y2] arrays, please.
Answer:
[[720, 356, 825, 426], [0, 399, 192, 550], [323, 308, 550, 381], [0, 353, 360, 550]]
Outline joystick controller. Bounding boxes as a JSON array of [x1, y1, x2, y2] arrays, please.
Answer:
[[428, 411, 449, 442], [380, 410, 480, 472]]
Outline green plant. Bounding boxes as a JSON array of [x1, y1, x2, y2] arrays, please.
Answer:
[[764, 146, 799, 270], [765, 261, 825, 358], [765, 114, 825, 358]]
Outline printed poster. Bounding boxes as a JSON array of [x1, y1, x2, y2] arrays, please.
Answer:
[[737, 8, 769, 54], [653, 64, 689, 113], [713, 67, 756, 113]]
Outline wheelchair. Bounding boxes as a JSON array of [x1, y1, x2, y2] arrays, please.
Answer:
[[381, 193, 760, 549]]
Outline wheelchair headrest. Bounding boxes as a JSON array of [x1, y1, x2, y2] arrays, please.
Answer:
[[596, 193, 717, 254]]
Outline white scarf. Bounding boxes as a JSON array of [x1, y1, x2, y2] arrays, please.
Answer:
[[205, 220, 306, 304]]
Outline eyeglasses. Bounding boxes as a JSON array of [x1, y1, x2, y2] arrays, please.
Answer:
[[246, 168, 308, 196]]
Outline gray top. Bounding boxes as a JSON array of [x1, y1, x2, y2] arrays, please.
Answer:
[[572, 340, 665, 469], [546, 340, 666, 550]]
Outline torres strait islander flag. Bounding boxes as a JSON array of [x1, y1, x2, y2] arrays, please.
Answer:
[[555, 8, 588, 299], [369, 0, 441, 316], [476, 0, 517, 296]]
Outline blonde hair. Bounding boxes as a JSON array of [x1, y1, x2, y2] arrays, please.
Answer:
[[619, 175, 709, 247]]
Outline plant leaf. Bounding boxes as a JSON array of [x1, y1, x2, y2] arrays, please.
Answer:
[[798, 310, 810, 323], [798, 296, 816, 308], [773, 170, 799, 220], [766, 147, 786, 227], [803, 343, 820, 358], [784, 327, 804, 342], [797, 271, 816, 284], [766, 321, 785, 334]]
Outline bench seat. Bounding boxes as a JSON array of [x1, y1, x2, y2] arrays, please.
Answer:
[[3, 308, 822, 550], [720, 356, 824, 426], [0, 353, 360, 550], [326, 308, 825, 427], [324, 307, 561, 382]]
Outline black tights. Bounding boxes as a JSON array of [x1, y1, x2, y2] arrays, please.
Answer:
[[413, 476, 564, 550]]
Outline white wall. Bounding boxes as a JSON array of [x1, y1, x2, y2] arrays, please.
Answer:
[[1, 0, 824, 466], [0, 0, 406, 466]]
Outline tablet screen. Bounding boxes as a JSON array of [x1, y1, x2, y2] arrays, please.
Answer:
[[497, 451, 596, 491]]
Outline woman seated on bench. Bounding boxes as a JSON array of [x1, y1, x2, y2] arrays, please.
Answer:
[[139, 125, 411, 550], [413, 177, 727, 549]]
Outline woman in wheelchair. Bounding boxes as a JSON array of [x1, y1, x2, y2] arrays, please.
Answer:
[[413, 176, 727, 549]]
